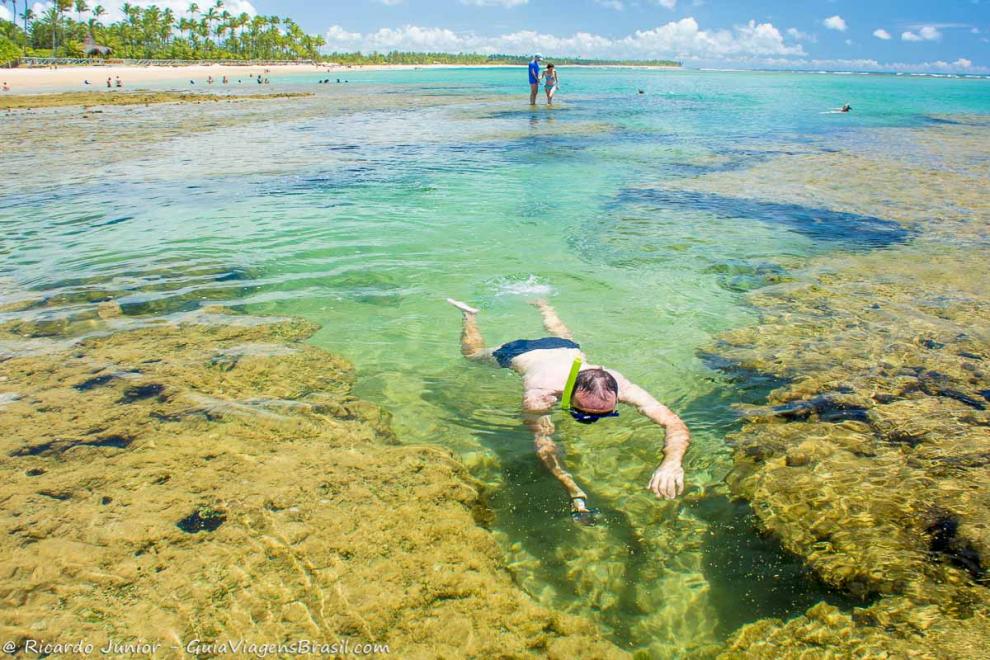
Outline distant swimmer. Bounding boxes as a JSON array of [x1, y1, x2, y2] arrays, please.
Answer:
[[841, 103, 852, 112], [84, 80, 91, 85], [115, 76, 123, 88], [107, 77, 112, 88], [1, 81, 8, 92], [447, 298, 691, 525], [638, 89, 645, 94]]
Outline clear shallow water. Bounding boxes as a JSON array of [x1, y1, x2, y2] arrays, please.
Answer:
[[3, 67, 989, 654]]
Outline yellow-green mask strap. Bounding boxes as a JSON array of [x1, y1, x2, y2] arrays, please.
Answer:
[[560, 358, 582, 409]]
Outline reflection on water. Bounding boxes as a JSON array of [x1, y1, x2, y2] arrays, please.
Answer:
[[2, 68, 989, 655]]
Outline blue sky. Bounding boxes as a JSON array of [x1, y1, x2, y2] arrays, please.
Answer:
[[7, 0, 988, 72], [269, 0, 990, 73]]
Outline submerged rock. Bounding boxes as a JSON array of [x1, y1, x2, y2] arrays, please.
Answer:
[[0, 316, 623, 657]]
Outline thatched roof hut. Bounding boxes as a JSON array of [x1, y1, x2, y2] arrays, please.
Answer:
[[83, 34, 112, 57]]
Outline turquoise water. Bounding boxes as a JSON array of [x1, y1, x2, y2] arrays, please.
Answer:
[[3, 67, 989, 654]]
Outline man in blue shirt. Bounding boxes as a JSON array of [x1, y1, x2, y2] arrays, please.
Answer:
[[528, 54, 542, 105]]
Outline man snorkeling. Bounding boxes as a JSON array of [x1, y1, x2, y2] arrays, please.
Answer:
[[447, 298, 690, 524]]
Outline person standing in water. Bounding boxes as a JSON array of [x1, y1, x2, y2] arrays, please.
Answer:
[[528, 54, 542, 105], [541, 63, 559, 105], [447, 298, 690, 524]]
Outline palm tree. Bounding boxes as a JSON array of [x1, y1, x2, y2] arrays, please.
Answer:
[[21, 4, 32, 32], [44, 5, 59, 53], [74, 0, 88, 23], [203, 6, 217, 46], [161, 7, 174, 47]]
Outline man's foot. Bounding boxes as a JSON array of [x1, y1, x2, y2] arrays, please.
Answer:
[[446, 298, 478, 315]]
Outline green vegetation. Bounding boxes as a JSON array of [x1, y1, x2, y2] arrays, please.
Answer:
[[0, 1, 326, 61], [325, 51, 680, 67]]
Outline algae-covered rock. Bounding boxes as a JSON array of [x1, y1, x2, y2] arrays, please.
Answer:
[[714, 249, 990, 598], [722, 595, 990, 659], [0, 315, 624, 657], [700, 118, 990, 656]]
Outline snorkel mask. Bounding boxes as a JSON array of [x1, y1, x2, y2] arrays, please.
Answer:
[[561, 358, 620, 425]]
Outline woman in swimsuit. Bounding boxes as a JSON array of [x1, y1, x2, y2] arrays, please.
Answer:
[[541, 64, 558, 105]]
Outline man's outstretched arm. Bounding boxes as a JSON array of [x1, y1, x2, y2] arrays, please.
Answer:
[[615, 377, 690, 499], [523, 392, 591, 512]]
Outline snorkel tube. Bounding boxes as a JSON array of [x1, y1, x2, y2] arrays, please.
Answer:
[[560, 358, 582, 410]]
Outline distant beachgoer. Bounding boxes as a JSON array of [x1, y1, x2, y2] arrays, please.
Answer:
[[447, 298, 691, 524], [1, 82, 9, 92], [190, 80, 195, 85], [336, 78, 341, 83], [222, 76, 229, 85], [257, 75, 262, 84], [529, 53, 543, 105], [107, 77, 112, 88], [841, 103, 852, 112], [208, 76, 214, 85], [84, 80, 90, 85], [541, 63, 558, 104], [115, 76, 123, 88]]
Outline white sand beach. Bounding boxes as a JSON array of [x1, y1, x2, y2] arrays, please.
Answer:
[[0, 61, 680, 92]]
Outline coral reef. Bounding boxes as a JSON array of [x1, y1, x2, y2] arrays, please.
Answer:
[[0, 91, 313, 111], [0, 312, 623, 657], [700, 119, 990, 655]]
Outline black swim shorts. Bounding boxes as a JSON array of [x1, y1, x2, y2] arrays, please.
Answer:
[[492, 337, 580, 368]]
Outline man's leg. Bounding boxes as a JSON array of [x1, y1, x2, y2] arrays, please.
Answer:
[[530, 83, 538, 105], [447, 298, 488, 359], [529, 299, 574, 340]]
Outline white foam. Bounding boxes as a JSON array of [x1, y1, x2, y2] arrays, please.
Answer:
[[494, 275, 555, 297]]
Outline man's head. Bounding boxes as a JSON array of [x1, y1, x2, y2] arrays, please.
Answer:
[[533, 53, 543, 62], [569, 368, 619, 423]]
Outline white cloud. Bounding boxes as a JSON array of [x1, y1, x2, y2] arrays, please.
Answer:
[[823, 15, 847, 32], [902, 26, 941, 42], [460, 0, 528, 7], [774, 57, 986, 74], [786, 27, 816, 42], [595, 0, 624, 9], [324, 18, 806, 60], [873, 28, 891, 40], [654, 0, 677, 9], [374, 0, 406, 5], [0, 5, 12, 21]]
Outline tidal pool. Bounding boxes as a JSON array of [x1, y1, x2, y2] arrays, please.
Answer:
[[2, 67, 988, 656]]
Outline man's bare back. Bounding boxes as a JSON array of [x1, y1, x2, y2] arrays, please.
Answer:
[[448, 297, 690, 524]]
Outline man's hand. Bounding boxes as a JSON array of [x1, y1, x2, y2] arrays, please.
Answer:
[[648, 462, 684, 500]]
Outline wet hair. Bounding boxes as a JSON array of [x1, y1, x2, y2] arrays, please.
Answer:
[[572, 368, 618, 411], [547, 64, 555, 69]]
